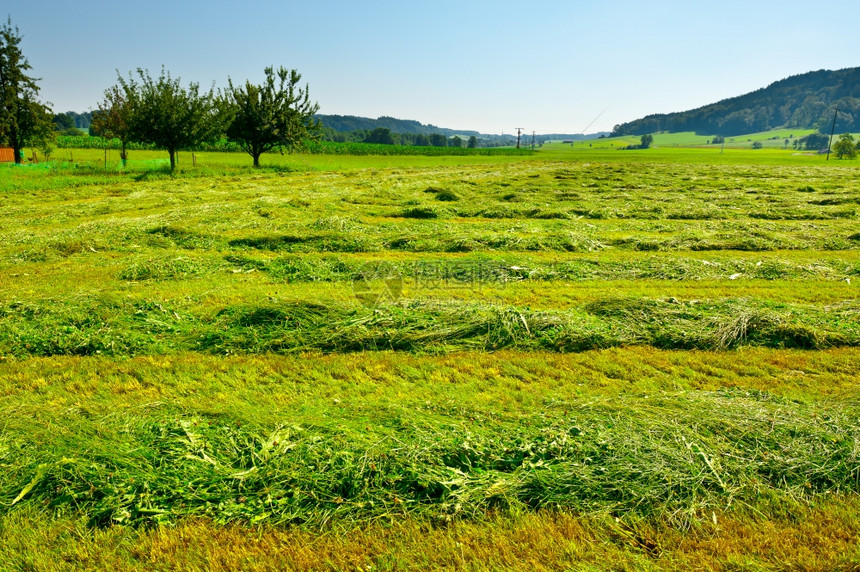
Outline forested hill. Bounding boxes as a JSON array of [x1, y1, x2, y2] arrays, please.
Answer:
[[316, 115, 480, 137], [611, 67, 860, 137]]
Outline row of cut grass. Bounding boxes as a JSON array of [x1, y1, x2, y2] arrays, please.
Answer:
[[1, 349, 858, 529], [0, 295, 858, 357]]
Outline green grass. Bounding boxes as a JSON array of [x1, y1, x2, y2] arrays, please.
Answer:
[[1, 144, 859, 569], [2, 349, 859, 525], [541, 128, 859, 164], [1, 349, 859, 569], [557, 129, 820, 150], [18, 126, 860, 172]]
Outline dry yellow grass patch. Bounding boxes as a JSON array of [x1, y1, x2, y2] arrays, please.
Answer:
[[3, 498, 859, 571]]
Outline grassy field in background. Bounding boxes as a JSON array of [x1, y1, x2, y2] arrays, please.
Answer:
[[1, 141, 859, 570], [556, 128, 837, 155], [22, 127, 858, 169]]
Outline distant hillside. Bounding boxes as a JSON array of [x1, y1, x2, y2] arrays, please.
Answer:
[[543, 133, 609, 141], [316, 115, 480, 137], [611, 67, 860, 137], [315, 114, 605, 145]]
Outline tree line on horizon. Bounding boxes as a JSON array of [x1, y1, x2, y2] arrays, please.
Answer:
[[314, 115, 517, 148], [47, 112, 504, 150], [328, 126, 480, 148]]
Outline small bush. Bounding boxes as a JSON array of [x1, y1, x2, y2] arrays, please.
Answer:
[[399, 207, 439, 219], [435, 189, 460, 202]]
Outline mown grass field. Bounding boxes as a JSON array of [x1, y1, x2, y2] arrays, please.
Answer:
[[1, 143, 859, 570]]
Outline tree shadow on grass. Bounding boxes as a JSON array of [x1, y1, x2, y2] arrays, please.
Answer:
[[132, 166, 175, 182], [258, 164, 299, 174]]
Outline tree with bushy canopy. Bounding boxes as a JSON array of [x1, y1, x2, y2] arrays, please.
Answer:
[[428, 133, 447, 147], [222, 66, 319, 167], [364, 127, 395, 145], [833, 133, 857, 159], [0, 18, 53, 164], [800, 133, 829, 151], [91, 84, 135, 164], [114, 67, 222, 170], [52, 113, 74, 131]]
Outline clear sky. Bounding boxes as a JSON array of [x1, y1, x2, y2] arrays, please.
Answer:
[[7, 0, 860, 135]]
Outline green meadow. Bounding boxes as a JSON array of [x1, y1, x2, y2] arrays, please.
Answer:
[[1, 140, 859, 570], [556, 129, 843, 157]]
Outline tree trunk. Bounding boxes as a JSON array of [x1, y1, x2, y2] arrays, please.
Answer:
[[11, 126, 23, 163], [169, 149, 176, 170], [253, 152, 261, 168]]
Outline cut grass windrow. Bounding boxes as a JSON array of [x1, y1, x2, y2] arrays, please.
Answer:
[[0, 296, 857, 357], [2, 382, 858, 528], [218, 252, 860, 284]]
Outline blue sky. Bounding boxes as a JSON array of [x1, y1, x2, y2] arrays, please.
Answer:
[[7, 1, 860, 134]]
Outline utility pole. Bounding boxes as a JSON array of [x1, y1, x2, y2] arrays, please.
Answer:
[[531, 131, 536, 150], [515, 128, 523, 149], [826, 108, 838, 161]]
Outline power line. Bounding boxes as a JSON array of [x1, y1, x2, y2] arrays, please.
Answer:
[[580, 108, 608, 135], [827, 107, 838, 161]]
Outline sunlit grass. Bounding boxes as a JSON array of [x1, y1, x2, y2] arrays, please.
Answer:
[[1, 146, 859, 569], [1, 349, 859, 569], [4, 498, 859, 571]]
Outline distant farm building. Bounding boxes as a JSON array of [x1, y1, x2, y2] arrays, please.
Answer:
[[0, 148, 14, 162]]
